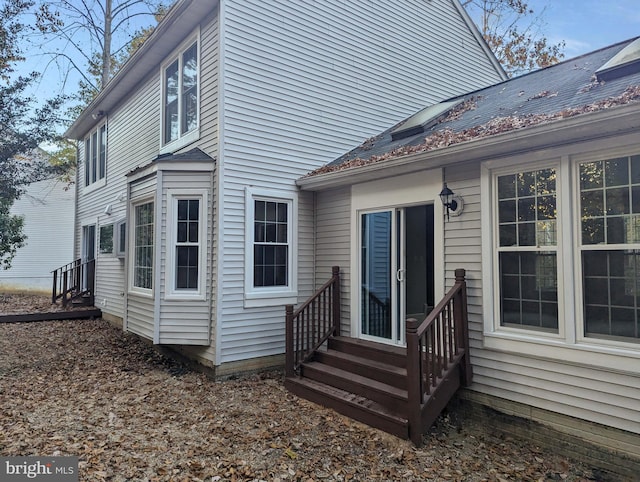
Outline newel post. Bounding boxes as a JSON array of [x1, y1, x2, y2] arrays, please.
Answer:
[[406, 317, 423, 446], [52, 270, 58, 304], [454, 268, 472, 386], [285, 304, 295, 378], [331, 266, 341, 336]]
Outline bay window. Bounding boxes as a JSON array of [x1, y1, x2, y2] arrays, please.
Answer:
[[132, 201, 154, 291]]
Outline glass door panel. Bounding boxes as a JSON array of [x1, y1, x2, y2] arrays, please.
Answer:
[[361, 211, 393, 339]]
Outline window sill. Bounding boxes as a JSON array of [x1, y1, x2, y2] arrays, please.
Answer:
[[164, 291, 206, 302], [159, 128, 199, 155], [128, 287, 153, 299], [82, 177, 106, 194], [483, 331, 640, 375]]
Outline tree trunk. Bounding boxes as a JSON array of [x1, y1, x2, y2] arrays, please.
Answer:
[[101, 0, 113, 89]]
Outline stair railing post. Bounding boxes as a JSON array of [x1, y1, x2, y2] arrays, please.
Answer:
[[331, 266, 340, 336], [88, 259, 96, 305], [52, 270, 58, 304], [285, 304, 295, 378], [62, 271, 68, 307], [453, 268, 472, 386], [406, 317, 423, 446]]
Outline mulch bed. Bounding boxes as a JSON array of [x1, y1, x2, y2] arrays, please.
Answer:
[[0, 294, 599, 481]]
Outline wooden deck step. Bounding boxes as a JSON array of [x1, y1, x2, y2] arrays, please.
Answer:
[[313, 349, 407, 390], [301, 361, 408, 414], [328, 336, 407, 368], [284, 376, 409, 439]]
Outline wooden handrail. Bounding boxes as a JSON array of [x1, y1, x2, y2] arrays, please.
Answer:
[[51, 258, 96, 306], [406, 268, 471, 445], [286, 266, 340, 377]]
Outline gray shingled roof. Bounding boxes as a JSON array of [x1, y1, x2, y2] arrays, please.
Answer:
[[318, 37, 640, 175]]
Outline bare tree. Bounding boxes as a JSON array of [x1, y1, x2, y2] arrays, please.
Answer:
[[463, 0, 565, 76], [34, 0, 170, 98]]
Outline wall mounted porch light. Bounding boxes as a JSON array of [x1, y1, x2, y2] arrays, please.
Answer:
[[439, 183, 463, 221]]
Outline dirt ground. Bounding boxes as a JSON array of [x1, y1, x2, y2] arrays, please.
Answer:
[[0, 295, 600, 481]]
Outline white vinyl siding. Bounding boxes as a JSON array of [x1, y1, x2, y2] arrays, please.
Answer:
[[217, 0, 504, 364], [315, 187, 351, 335], [158, 173, 212, 346], [74, 9, 218, 332], [475, 142, 640, 436], [0, 177, 75, 292]]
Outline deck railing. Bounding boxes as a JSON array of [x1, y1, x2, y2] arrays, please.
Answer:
[[285, 266, 340, 377], [52, 258, 95, 307], [406, 268, 471, 445]]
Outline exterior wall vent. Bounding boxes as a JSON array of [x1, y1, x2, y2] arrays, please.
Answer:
[[596, 38, 640, 82]]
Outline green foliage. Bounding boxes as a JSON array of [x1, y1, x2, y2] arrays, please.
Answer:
[[0, 0, 63, 269], [463, 0, 565, 76]]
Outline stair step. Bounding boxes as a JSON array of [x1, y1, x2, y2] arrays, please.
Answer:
[[285, 376, 409, 439], [301, 361, 408, 414], [313, 349, 407, 390], [328, 336, 406, 368]]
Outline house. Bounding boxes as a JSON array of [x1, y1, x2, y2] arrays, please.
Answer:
[[294, 38, 640, 475], [0, 161, 74, 293], [62, 0, 505, 374]]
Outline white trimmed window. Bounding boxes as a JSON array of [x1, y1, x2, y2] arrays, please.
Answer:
[[131, 201, 154, 292], [578, 155, 640, 341], [496, 168, 559, 333], [84, 123, 107, 188], [484, 150, 640, 363], [161, 34, 199, 151], [244, 188, 297, 307], [166, 190, 207, 299]]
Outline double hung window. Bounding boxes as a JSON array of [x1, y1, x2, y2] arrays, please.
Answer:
[[497, 168, 558, 332], [244, 188, 297, 306], [488, 152, 640, 348], [166, 191, 206, 299], [579, 156, 640, 340]]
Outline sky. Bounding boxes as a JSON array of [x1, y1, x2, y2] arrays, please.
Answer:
[[13, 1, 640, 111], [522, 0, 640, 59]]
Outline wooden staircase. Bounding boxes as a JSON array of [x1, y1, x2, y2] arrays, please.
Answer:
[[285, 336, 410, 438], [285, 267, 471, 445]]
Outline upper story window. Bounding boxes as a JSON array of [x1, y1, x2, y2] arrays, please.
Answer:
[[84, 123, 107, 187], [162, 35, 199, 150]]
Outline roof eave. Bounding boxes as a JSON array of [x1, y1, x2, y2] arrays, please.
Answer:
[[297, 103, 640, 191]]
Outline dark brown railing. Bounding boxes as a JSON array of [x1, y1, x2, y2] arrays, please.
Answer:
[[406, 268, 471, 446], [52, 258, 96, 307], [285, 266, 341, 377]]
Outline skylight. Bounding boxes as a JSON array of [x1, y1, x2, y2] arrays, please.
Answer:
[[390, 99, 462, 141], [596, 38, 640, 82]]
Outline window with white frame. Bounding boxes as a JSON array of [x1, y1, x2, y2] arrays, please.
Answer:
[[162, 37, 198, 147], [84, 123, 107, 187], [132, 201, 154, 291], [245, 189, 297, 305], [487, 152, 640, 349], [115, 219, 126, 258], [579, 155, 640, 341], [166, 191, 206, 298], [496, 167, 559, 332]]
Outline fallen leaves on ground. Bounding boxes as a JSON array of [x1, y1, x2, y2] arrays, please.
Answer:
[[0, 292, 95, 315], [0, 299, 597, 481]]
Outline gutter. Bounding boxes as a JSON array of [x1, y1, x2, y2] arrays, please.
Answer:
[[297, 103, 640, 191]]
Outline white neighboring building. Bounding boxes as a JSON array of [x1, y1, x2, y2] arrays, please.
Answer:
[[0, 176, 75, 293]]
